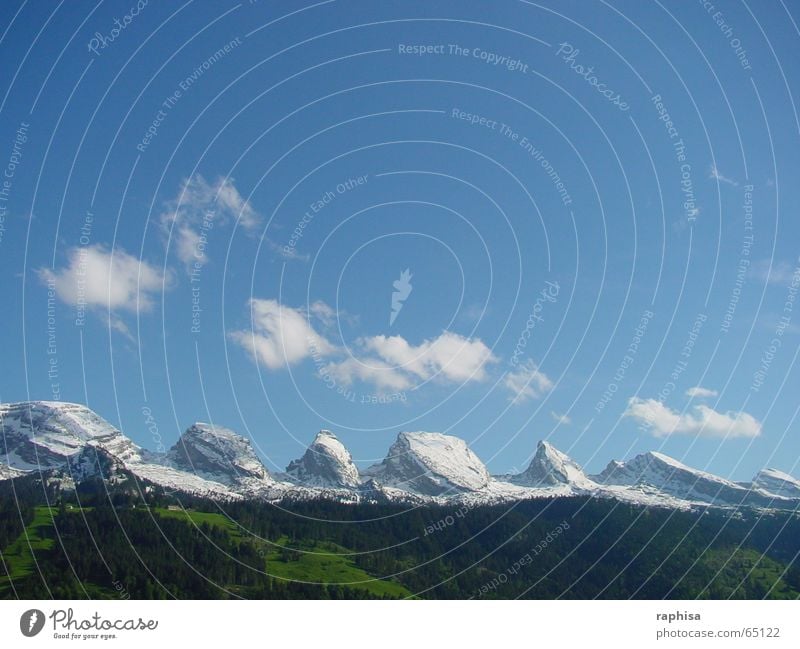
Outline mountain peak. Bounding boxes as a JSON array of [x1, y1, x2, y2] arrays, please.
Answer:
[[752, 468, 800, 498], [307, 429, 346, 447], [167, 422, 270, 483], [509, 439, 591, 488], [0, 400, 141, 469], [2, 401, 800, 511], [364, 431, 490, 496], [591, 450, 781, 508], [285, 430, 360, 488]]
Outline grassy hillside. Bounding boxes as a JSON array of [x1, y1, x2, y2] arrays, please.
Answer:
[[153, 507, 411, 598], [0, 506, 57, 587], [699, 548, 799, 599]]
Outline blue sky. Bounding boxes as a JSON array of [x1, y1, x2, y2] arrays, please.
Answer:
[[1, 0, 799, 480]]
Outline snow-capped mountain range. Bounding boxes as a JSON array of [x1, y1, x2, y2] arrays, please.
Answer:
[[1, 401, 799, 511]]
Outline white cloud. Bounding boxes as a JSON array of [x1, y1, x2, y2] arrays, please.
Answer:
[[229, 299, 336, 370], [230, 299, 497, 393], [459, 302, 489, 325], [110, 314, 132, 335], [624, 397, 761, 438], [321, 330, 497, 390], [709, 165, 739, 187], [551, 411, 571, 425], [175, 225, 201, 268], [160, 175, 261, 269], [322, 357, 413, 391], [685, 386, 719, 399], [758, 313, 800, 336], [361, 331, 497, 383], [309, 300, 336, 327], [39, 245, 165, 312], [212, 177, 261, 230], [504, 360, 553, 404], [750, 259, 799, 286]]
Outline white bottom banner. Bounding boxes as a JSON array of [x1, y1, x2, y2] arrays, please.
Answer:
[[0, 600, 795, 648]]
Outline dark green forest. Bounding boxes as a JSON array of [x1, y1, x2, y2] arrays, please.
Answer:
[[2, 475, 799, 599]]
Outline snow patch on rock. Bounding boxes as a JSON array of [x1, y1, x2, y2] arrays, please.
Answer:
[[505, 440, 595, 490], [285, 430, 361, 488], [165, 423, 271, 484], [752, 468, 800, 499], [364, 432, 490, 496]]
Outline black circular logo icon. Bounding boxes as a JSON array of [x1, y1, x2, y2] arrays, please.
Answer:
[[20, 609, 45, 637]]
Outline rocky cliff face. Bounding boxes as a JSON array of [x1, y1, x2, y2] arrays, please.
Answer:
[[363, 431, 490, 496], [506, 440, 593, 489], [285, 430, 361, 488], [166, 422, 272, 484]]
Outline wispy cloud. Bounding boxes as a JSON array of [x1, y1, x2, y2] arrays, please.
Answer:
[[749, 259, 799, 286], [322, 356, 414, 391], [685, 386, 718, 399], [458, 302, 490, 325], [39, 244, 166, 313], [624, 397, 761, 438], [551, 411, 571, 425], [504, 360, 553, 404], [160, 175, 263, 271], [309, 300, 336, 327], [105, 314, 136, 342], [709, 165, 739, 187], [758, 313, 800, 336], [229, 299, 336, 370], [308, 300, 359, 328]]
